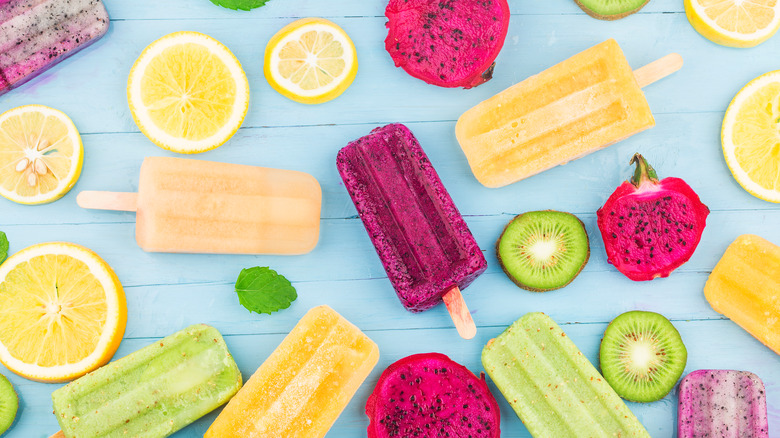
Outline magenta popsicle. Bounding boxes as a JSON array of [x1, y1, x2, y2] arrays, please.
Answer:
[[678, 370, 769, 438], [0, 0, 109, 95], [336, 124, 487, 338]]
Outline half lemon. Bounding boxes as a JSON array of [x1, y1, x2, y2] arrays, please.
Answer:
[[264, 18, 358, 104], [0, 105, 83, 205], [128, 31, 250, 154], [685, 0, 780, 48], [0, 242, 126, 382], [722, 70, 780, 203]]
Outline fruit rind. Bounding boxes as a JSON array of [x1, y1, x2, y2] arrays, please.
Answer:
[[496, 210, 590, 292], [574, 0, 650, 21], [721, 70, 780, 203], [0, 242, 126, 382]]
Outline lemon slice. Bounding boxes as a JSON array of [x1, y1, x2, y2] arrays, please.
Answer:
[[265, 18, 358, 104], [685, 0, 780, 47], [128, 31, 250, 154], [0, 242, 126, 382], [0, 105, 83, 205], [722, 70, 780, 203]]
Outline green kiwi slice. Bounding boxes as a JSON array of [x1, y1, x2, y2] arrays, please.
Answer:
[[574, 0, 650, 20], [599, 311, 687, 402], [496, 210, 589, 292], [0, 374, 17, 435]]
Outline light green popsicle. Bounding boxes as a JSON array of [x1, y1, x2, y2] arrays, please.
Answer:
[[481, 312, 650, 438], [52, 324, 242, 438]]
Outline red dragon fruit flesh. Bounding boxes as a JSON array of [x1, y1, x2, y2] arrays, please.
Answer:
[[384, 0, 510, 89], [366, 353, 500, 438], [597, 153, 709, 281]]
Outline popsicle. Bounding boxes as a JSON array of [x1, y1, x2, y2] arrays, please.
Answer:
[[77, 157, 322, 255], [336, 124, 488, 339], [482, 312, 651, 437], [205, 305, 379, 438], [704, 234, 780, 354], [0, 0, 109, 96], [678, 369, 769, 438], [51, 324, 242, 438], [455, 39, 683, 188]]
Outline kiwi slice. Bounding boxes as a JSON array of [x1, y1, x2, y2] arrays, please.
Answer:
[[599, 311, 687, 402], [0, 374, 17, 435], [574, 0, 650, 20], [496, 210, 590, 291]]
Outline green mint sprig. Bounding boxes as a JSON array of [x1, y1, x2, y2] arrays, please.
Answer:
[[235, 267, 297, 315]]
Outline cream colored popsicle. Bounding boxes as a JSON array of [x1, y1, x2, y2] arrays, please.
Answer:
[[456, 39, 682, 188], [205, 305, 379, 438], [704, 234, 780, 355], [77, 157, 321, 254]]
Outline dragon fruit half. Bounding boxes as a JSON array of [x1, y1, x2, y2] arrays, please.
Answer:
[[366, 353, 500, 438], [597, 154, 709, 281], [384, 0, 510, 89]]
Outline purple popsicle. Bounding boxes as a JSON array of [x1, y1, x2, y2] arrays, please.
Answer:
[[337, 124, 487, 338], [678, 369, 769, 438], [0, 0, 109, 96]]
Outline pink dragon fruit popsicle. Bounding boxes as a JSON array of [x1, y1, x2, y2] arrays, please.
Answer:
[[678, 369, 769, 438], [336, 124, 487, 339], [0, 0, 109, 96]]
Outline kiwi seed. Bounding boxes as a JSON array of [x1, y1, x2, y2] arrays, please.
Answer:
[[599, 311, 687, 403], [574, 0, 650, 20], [0, 373, 17, 435], [496, 210, 590, 292]]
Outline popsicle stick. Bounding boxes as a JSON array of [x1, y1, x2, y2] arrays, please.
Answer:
[[49, 432, 65, 438], [442, 286, 477, 340], [77, 191, 138, 212], [633, 53, 683, 88]]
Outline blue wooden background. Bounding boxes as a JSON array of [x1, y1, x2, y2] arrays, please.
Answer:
[[1, 0, 778, 436]]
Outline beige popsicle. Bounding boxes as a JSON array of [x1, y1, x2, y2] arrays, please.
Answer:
[[77, 157, 322, 254], [456, 39, 683, 188]]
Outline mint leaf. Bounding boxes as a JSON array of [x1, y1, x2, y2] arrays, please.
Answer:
[[235, 267, 297, 315], [209, 0, 271, 11], [0, 232, 7, 264]]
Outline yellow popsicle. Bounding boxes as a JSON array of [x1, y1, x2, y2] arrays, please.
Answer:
[[205, 305, 379, 438], [456, 39, 676, 188], [704, 234, 780, 355]]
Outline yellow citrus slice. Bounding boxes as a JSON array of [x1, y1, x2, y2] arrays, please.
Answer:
[[264, 18, 358, 104], [0, 242, 126, 382], [127, 31, 250, 154], [722, 70, 780, 203], [685, 0, 780, 48], [0, 105, 83, 205]]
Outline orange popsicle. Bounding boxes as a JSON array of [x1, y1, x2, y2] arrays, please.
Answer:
[[77, 157, 322, 254], [705, 234, 780, 354], [205, 305, 379, 437]]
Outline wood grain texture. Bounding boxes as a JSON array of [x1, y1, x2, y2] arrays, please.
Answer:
[[0, 0, 778, 437]]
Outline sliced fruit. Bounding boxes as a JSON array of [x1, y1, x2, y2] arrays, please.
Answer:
[[0, 374, 17, 435], [264, 18, 358, 104], [0, 105, 83, 205], [575, 0, 650, 20], [127, 31, 249, 154], [685, 0, 780, 48], [496, 210, 590, 291], [722, 71, 780, 203], [599, 311, 687, 403], [0, 242, 126, 382]]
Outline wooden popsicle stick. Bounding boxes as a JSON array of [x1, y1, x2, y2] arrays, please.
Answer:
[[77, 191, 139, 212], [442, 286, 477, 340], [49, 432, 65, 438], [633, 53, 683, 88]]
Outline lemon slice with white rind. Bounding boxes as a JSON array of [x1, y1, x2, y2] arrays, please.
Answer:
[[127, 31, 249, 154], [685, 0, 780, 48], [0, 105, 83, 205]]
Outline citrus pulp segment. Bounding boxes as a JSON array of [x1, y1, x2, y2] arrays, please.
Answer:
[[722, 71, 780, 203], [0, 242, 126, 382], [127, 31, 250, 154], [0, 105, 83, 205], [265, 18, 358, 104], [685, 0, 780, 47]]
